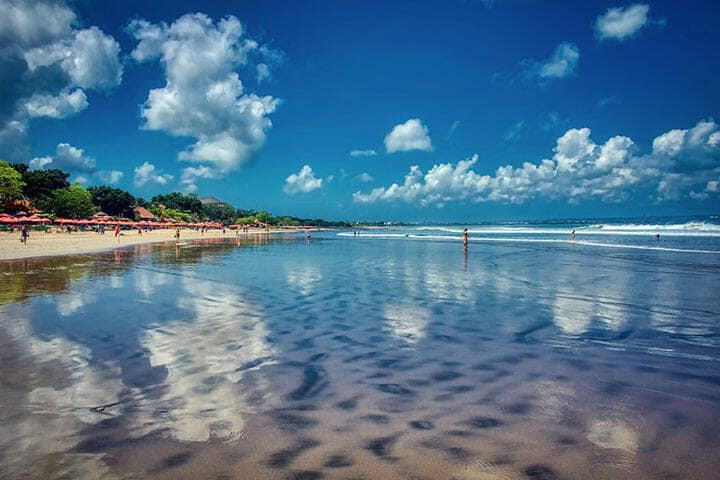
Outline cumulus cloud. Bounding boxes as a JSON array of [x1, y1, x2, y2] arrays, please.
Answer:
[[96, 170, 123, 185], [356, 172, 374, 183], [180, 165, 217, 193], [595, 4, 650, 41], [133, 161, 173, 187], [350, 149, 377, 157], [385, 118, 433, 153], [23, 89, 87, 119], [30, 142, 95, 172], [354, 119, 720, 206], [128, 13, 282, 184], [284, 165, 322, 194], [534, 42, 580, 79], [29, 142, 127, 185], [0, 0, 123, 162]]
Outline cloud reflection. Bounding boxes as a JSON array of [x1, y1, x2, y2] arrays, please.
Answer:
[[384, 305, 431, 344], [587, 418, 639, 455], [133, 278, 275, 442], [285, 265, 322, 296], [0, 315, 123, 479]]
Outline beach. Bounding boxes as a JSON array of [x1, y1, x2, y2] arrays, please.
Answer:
[[0, 227, 302, 261], [1, 224, 719, 479]]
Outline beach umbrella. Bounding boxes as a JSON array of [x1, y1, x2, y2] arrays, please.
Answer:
[[1, 216, 20, 224]]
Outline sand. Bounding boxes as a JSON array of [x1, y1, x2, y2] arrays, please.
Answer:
[[0, 227, 301, 261]]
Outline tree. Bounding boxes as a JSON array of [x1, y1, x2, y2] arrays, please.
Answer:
[[201, 203, 237, 223], [22, 169, 70, 203], [151, 192, 202, 214], [45, 183, 96, 218], [87, 185, 135, 217], [0, 161, 26, 210], [255, 210, 274, 225]]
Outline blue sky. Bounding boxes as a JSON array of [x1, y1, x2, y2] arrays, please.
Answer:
[[1, 0, 718, 221]]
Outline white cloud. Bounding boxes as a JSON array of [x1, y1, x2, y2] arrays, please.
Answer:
[[595, 4, 650, 41], [354, 119, 720, 206], [503, 120, 525, 142], [0, 0, 76, 48], [537, 42, 579, 79], [256, 63, 270, 83], [284, 165, 322, 194], [180, 165, 217, 193], [385, 118, 433, 153], [133, 161, 173, 187], [96, 170, 123, 185], [350, 149, 377, 157], [446, 120, 461, 140], [29, 142, 130, 186], [23, 89, 87, 118], [28, 155, 52, 170], [30, 142, 95, 172], [128, 13, 281, 182], [356, 172, 374, 183], [0, 0, 123, 162]]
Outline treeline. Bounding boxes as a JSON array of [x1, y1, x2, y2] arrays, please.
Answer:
[[1, 161, 357, 226]]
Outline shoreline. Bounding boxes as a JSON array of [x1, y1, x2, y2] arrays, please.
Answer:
[[0, 227, 308, 262]]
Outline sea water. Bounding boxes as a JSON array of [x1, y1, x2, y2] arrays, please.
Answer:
[[0, 217, 719, 479]]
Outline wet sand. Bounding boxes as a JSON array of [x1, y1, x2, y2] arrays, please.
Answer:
[[1, 233, 718, 479], [0, 227, 303, 261]]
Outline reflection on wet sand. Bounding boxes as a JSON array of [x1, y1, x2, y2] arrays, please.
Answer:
[[132, 278, 276, 442], [0, 234, 718, 479], [0, 314, 123, 479]]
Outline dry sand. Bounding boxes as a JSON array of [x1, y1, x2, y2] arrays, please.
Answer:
[[0, 227, 301, 261]]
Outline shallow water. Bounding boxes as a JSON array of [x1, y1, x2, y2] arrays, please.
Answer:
[[1, 231, 719, 479]]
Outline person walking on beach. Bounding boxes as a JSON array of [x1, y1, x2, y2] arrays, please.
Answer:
[[114, 223, 121, 243], [20, 225, 29, 244], [463, 228, 469, 248], [174, 227, 180, 243]]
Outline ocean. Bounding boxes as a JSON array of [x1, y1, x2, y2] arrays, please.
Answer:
[[0, 215, 719, 479]]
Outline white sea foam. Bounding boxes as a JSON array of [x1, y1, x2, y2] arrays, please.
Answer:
[[336, 232, 720, 254]]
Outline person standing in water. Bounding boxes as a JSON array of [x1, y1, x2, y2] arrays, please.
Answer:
[[463, 228, 469, 248], [174, 227, 181, 243], [571, 229, 576, 240]]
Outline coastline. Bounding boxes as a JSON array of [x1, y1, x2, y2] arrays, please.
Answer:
[[0, 227, 306, 261]]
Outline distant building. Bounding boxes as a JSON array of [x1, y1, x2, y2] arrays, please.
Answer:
[[199, 196, 233, 209], [133, 206, 156, 221]]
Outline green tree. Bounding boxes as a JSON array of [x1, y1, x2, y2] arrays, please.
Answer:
[[87, 185, 135, 217], [201, 203, 237, 223], [255, 210, 274, 225], [45, 183, 96, 218], [23, 169, 71, 203], [234, 216, 256, 225], [0, 161, 26, 210], [151, 192, 203, 214]]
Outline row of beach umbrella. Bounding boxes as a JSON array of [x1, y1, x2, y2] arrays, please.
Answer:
[[0, 213, 223, 228]]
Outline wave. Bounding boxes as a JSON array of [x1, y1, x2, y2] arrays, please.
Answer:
[[336, 232, 720, 254], [398, 222, 720, 237], [583, 221, 720, 233]]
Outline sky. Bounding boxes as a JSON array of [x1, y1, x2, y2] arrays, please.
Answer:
[[1, 0, 718, 222]]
